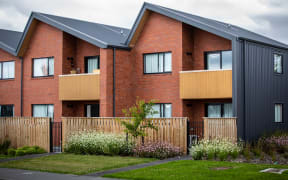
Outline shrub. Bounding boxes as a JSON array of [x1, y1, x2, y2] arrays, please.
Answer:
[[65, 131, 135, 156], [7, 148, 16, 156], [133, 142, 182, 159], [190, 138, 242, 160], [0, 139, 11, 154], [230, 150, 239, 159], [258, 132, 288, 154], [218, 151, 228, 161], [35, 148, 46, 154], [15, 149, 25, 156]]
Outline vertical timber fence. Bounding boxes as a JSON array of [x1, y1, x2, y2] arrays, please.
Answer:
[[203, 117, 237, 142], [62, 117, 188, 154], [0, 117, 50, 152]]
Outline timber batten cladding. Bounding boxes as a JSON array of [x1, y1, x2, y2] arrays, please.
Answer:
[[180, 70, 232, 99], [59, 72, 100, 101]]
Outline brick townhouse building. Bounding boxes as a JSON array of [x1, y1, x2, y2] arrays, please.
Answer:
[[0, 2, 287, 140]]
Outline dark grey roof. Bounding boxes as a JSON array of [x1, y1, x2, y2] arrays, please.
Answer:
[[127, 2, 288, 49], [36, 13, 130, 48], [0, 2, 287, 56], [0, 29, 22, 55]]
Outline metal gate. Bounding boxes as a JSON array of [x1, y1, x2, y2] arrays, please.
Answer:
[[50, 122, 62, 152], [188, 121, 203, 147]]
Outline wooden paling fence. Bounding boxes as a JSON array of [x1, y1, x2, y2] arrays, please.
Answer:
[[203, 117, 237, 142], [62, 117, 188, 153], [0, 117, 50, 152]]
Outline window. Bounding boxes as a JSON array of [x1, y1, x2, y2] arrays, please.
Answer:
[[85, 104, 99, 117], [206, 50, 232, 70], [148, 103, 172, 118], [275, 104, 283, 123], [144, 52, 172, 73], [206, 103, 232, 117], [85, 56, 100, 73], [33, 104, 54, 120], [33, 57, 54, 77], [274, 54, 283, 74], [0, 61, 15, 79], [0, 105, 14, 117]]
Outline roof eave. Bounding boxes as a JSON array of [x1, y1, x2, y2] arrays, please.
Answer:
[[0, 42, 17, 56]]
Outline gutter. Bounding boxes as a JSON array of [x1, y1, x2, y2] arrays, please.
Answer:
[[20, 57, 24, 116], [238, 37, 288, 51]]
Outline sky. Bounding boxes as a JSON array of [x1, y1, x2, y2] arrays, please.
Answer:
[[0, 0, 287, 44]]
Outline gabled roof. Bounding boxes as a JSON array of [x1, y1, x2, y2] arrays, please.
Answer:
[[0, 29, 22, 55], [0, 2, 287, 56], [127, 2, 288, 49], [15, 12, 130, 55]]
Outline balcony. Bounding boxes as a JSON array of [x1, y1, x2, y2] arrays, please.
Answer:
[[180, 70, 232, 99], [59, 72, 100, 101]]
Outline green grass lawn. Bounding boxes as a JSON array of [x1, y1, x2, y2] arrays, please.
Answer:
[[105, 160, 288, 180], [0, 153, 155, 175]]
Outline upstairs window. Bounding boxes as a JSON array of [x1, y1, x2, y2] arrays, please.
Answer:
[[206, 50, 232, 70], [144, 52, 172, 74], [85, 56, 100, 73], [0, 105, 14, 117], [147, 103, 172, 118], [274, 54, 283, 74], [0, 61, 15, 79], [33, 57, 54, 77], [275, 104, 283, 123], [206, 103, 232, 117]]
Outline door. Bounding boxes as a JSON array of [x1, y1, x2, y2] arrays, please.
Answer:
[[85, 104, 99, 117]]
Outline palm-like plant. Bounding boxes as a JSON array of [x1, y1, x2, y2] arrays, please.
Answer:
[[121, 98, 158, 144]]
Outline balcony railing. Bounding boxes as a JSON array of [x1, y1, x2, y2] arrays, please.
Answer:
[[59, 72, 100, 101], [180, 70, 232, 99]]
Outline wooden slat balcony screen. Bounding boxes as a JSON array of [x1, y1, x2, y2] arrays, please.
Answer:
[[180, 70, 232, 99], [59, 73, 100, 101]]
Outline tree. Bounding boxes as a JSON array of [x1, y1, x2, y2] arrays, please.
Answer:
[[121, 98, 158, 144]]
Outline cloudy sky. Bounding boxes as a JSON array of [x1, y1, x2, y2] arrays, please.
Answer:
[[0, 0, 287, 44]]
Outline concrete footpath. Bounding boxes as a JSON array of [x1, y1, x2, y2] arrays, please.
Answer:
[[0, 168, 121, 180]]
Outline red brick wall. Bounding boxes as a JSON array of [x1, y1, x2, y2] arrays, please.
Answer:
[[99, 48, 113, 117], [114, 49, 135, 116], [130, 12, 184, 117], [22, 22, 63, 122], [75, 39, 100, 73], [192, 27, 231, 70], [0, 49, 21, 116]]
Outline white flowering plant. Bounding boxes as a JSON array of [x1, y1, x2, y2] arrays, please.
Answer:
[[190, 138, 242, 160], [65, 131, 135, 156]]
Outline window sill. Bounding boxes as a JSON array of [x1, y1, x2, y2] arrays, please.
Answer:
[[0, 78, 15, 82], [144, 72, 172, 75], [31, 76, 54, 80]]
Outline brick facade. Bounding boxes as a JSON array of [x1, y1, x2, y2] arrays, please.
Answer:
[[0, 11, 232, 128]]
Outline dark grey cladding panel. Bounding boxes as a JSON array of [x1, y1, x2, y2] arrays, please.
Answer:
[[242, 40, 288, 140]]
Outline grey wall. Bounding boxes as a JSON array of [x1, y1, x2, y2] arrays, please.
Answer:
[[236, 39, 288, 140]]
